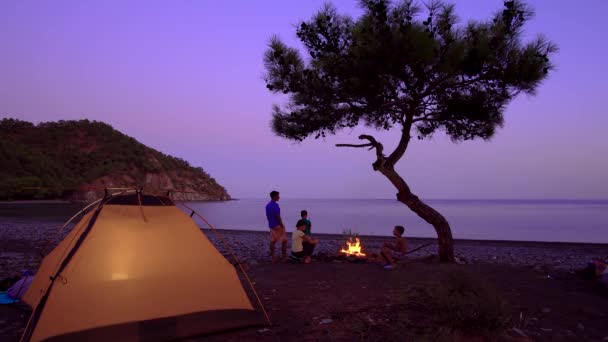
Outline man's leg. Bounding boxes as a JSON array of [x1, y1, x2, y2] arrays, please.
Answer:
[[269, 226, 279, 259], [279, 226, 288, 259], [270, 241, 276, 258], [381, 247, 395, 265], [281, 240, 287, 258]]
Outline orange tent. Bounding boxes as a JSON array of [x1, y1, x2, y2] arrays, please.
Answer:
[[22, 192, 262, 341]]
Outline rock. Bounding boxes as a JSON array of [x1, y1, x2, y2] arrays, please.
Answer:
[[512, 327, 528, 338], [579, 306, 605, 318], [542, 307, 552, 314], [553, 333, 566, 340], [577, 323, 584, 331], [320, 319, 333, 324]]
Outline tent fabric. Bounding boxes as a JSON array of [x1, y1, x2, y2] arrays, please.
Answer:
[[7, 276, 33, 300], [23, 200, 261, 341], [104, 194, 174, 206]]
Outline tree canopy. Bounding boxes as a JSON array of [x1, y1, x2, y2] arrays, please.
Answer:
[[264, 0, 556, 143]]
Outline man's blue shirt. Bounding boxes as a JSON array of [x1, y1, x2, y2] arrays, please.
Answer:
[[266, 200, 280, 228]]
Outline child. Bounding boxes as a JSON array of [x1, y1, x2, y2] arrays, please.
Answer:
[[380, 225, 407, 269], [291, 219, 317, 263], [300, 210, 318, 258], [300, 210, 312, 236]]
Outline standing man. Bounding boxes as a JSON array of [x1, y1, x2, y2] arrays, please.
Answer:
[[266, 190, 287, 261]]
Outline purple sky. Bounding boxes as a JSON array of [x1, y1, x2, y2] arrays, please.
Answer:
[[1, 1, 607, 199]]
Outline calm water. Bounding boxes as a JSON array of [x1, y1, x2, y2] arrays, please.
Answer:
[[1, 199, 607, 243], [186, 198, 608, 243]]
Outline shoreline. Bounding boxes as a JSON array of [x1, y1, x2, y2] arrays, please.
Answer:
[[0, 198, 235, 204], [1, 223, 606, 280], [0, 199, 72, 204], [199, 228, 607, 272], [208, 228, 608, 247]]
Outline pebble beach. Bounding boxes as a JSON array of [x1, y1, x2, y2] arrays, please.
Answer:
[[1, 221, 606, 280]]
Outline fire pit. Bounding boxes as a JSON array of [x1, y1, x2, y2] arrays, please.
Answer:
[[314, 236, 373, 263], [340, 237, 366, 257]]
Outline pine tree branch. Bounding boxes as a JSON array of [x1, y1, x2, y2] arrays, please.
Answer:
[[336, 134, 386, 170], [335, 143, 373, 148], [412, 112, 440, 123], [386, 114, 414, 167]]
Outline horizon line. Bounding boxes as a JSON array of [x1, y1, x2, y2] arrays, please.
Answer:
[[230, 197, 608, 201]]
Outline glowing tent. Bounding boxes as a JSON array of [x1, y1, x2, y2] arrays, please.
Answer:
[[22, 192, 261, 341]]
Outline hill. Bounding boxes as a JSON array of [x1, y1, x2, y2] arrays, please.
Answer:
[[0, 118, 231, 201]]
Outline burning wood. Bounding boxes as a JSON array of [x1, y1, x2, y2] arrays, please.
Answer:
[[340, 237, 366, 257]]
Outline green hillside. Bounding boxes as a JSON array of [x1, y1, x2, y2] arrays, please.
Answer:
[[0, 118, 231, 201]]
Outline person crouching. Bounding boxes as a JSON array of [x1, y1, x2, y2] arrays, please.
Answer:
[[292, 219, 318, 263]]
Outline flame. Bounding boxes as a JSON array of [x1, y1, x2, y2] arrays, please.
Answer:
[[340, 237, 366, 257]]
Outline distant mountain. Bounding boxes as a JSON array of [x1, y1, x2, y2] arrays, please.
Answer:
[[0, 118, 231, 201]]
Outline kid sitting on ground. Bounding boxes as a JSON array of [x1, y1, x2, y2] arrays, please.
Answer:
[[291, 219, 317, 263], [380, 225, 407, 269]]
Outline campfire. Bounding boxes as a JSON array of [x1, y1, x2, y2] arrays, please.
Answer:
[[340, 237, 366, 257]]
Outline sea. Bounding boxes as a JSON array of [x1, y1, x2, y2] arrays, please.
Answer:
[[1, 199, 607, 243]]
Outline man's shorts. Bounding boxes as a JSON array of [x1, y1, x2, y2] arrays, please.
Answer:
[[269, 225, 287, 242], [382, 246, 406, 261], [391, 251, 406, 261]]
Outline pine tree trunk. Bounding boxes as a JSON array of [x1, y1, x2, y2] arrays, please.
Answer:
[[379, 166, 455, 262]]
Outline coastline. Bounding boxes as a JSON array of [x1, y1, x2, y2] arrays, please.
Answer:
[[210, 228, 608, 247], [2, 222, 605, 280], [202, 229, 607, 271], [0, 197, 235, 204], [0, 199, 72, 204]]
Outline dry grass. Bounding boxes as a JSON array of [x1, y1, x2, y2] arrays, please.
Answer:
[[426, 270, 512, 336], [348, 269, 511, 341]]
